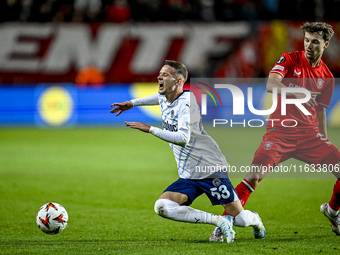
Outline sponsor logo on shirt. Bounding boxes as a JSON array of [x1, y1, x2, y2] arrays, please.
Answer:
[[272, 65, 285, 71], [288, 83, 301, 88], [294, 69, 301, 77], [163, 120, 178, 132]]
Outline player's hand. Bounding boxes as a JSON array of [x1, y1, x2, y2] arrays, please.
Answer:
[[110, 101, 133, 116], [125, 121, 151, 133], [305, 91, 320, 107], [293, 91, 320, 107]]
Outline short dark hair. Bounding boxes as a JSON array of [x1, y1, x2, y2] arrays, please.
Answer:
[[164, 60, 188, 83], [301, 22, 334, 42]]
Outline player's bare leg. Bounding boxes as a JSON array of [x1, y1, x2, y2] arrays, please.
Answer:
[[237, 164, 269, 206], [222, 154, 275, 215]]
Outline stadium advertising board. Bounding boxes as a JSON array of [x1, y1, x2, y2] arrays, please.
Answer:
[[0, 83, 339, 127], [1, 21, 340, 83]]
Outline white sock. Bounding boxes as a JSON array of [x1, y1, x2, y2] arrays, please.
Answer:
[[233, 209, 262, 229], [328, 203, 339, 217], [154, 199, 222, 226]]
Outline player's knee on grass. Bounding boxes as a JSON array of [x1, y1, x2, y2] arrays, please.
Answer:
[[154, 199, 179, 218]]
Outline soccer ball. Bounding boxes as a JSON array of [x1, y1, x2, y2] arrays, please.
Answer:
[[36, 202, 68, 234]]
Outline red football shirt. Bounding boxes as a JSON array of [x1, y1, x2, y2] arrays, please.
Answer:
[[267, 51, 334, 130]]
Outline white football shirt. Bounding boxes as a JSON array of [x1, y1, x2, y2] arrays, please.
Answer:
[[132, 91, 229, 179]]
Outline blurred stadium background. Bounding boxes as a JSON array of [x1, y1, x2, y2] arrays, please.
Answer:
[[1, 0, 340, 128]]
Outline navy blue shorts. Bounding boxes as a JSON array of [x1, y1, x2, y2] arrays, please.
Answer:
[[163, 178, 239, 206]]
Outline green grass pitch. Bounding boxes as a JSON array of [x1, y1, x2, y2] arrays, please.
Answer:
[[0, 127, 339, 254]]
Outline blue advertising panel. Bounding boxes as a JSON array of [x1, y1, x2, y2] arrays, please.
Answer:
[[0, 83, 339, 127], [0, 84, 161, 127]]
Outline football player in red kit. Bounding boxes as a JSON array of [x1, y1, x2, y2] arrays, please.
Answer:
[[210, 22, 340, 241]]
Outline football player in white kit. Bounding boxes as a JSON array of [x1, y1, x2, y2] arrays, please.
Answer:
[[110, 60, 265, 243]]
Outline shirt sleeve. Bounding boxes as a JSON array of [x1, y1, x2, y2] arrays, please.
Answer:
[[131, 93, 159, 106], [149, 100, 190, 146], [268, 53, 293, 78], [149, 126, 188, 146]]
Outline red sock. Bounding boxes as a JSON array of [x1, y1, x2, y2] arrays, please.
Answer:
[[222, 179, 255, 216], [329, 179, 340, 211]]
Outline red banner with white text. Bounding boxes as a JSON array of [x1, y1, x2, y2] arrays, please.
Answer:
[[0, 21, 340, 84]]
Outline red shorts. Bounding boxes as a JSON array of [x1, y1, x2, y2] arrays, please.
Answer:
[[253, 129, 340, 166]]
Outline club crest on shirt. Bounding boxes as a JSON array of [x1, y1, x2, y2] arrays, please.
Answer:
[[212, 178, 221, 187], [276, 56, 286, 64], [317, 78, 324, 90], [263, 141, 273, 150], [171, 110, 175, 118]]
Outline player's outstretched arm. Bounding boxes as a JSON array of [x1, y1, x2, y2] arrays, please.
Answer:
[[125, 121, 188, 146], [125, 121, 150, 133], [111, 93, 159, 116], [266, 73, 286, 94], [110, 101, 133, 116], [267, 73, 320, 107]]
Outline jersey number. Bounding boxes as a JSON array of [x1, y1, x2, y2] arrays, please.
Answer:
[[210, 185, 230, 200], [316, 133, 332, 145]]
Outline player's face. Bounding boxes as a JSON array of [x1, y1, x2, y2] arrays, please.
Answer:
[[157, 65, 178, 95], [304, 32, 329, 61]]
